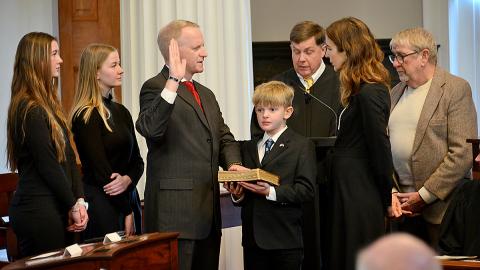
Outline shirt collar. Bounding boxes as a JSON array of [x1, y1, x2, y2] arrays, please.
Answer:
[[296, 61, 326, 88], [260, 126, 288, 146]]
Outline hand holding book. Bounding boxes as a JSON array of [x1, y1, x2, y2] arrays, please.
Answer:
[[238, 181, 271, 196], [223, 182, 244, 199]]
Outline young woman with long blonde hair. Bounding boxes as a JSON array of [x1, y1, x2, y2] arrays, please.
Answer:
[[70, 44, 143, 239]]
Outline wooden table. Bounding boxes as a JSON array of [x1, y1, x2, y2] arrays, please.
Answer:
[[2, 232, 179, 270], [441, 259, 480, 269]]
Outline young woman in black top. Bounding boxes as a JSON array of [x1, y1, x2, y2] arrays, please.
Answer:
[[7, 32, 88, 257], [70, 44, 144, 239]]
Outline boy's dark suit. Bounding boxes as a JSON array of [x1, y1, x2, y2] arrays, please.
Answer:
[[239, 128, 316, 253]]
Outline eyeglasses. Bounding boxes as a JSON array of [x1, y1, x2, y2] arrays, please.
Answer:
[[388, 51, 418, 64]]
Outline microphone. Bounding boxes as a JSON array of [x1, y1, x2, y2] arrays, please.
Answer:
[[294, 80, 339, 137]]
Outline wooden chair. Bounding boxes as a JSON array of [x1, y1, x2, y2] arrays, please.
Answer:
[[466, 139, 480, 180], [0, 173, 19, 262]]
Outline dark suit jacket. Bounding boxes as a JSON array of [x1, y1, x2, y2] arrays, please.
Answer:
[[251, 65, 341, 138], [136, 66, 241, 240], [239, 128, 316, 250], [439, 179, 480, 256]]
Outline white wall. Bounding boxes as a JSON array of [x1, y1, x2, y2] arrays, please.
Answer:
[[423, 0, 449, 71], [251, 0, 423, 40], [0, 0, 58, 173]]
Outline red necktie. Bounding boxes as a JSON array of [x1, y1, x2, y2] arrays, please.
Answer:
[[182, 81, 203, 111]]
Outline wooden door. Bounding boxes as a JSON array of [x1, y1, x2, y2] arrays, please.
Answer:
[[58, 0, 121, 114]]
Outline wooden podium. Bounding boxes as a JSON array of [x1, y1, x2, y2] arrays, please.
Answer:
[[441, 259, 480, 269], [2, 232, 179, 270]]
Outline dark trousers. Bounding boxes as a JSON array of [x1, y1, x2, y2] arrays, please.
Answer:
[[243, 243, 303, 270], [11, 197, 71, 258], [390, 215, 441, 250], [177, 224, 221, 270]]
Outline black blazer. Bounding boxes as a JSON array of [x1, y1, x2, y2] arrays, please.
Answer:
[[326, 83, 393, 270], [239, 128, 316, 249], [136, 66, 241, 240]]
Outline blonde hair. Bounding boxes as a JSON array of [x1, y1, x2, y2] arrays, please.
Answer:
[[326, 17, 390, 106], [7, 32, 68, 171], [70, 43, 116, 132], [157, 20, 199, 62], [253, 81, 294, 108], [390, 27, 437, 64]]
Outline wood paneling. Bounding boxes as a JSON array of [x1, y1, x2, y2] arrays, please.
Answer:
[[58, 0, 121, 114]]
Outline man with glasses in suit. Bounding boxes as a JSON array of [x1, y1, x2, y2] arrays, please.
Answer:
[[388, 27, 477, 249]]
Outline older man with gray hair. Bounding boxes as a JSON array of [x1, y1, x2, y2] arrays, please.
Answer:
[[388, 27, 477, 248], [356, 233, 441, 270]]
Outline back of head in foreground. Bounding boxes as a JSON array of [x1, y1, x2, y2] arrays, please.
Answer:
[[356, 233, 441, 270]]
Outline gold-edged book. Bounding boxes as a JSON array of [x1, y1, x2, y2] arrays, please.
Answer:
[[218, 168, 279, 186]]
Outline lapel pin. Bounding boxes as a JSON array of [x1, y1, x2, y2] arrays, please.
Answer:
[[279, 143, 285, 147]]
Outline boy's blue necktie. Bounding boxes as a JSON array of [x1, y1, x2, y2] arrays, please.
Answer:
[[262, 138, 274, 164], [264, 138, 274, 154]]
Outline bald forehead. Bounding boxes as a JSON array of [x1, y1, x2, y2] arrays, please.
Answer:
[[177, 26, 202, 44]]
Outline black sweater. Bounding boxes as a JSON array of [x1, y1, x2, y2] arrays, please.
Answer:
[[72, 97, 144, 215], [12, 105, 83, 211]]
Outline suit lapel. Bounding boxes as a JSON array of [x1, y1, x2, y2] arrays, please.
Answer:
[[261, 129, 291, 167], [161, 67, 210, 130], [411, 68, 446, 155], [247, 137, 262, 167]]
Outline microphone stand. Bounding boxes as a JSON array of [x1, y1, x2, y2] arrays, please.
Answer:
[[294, 80, 339, 137]]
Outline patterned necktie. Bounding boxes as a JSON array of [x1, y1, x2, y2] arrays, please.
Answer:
[[305, 77, 314, 94], [182, 81, 203, 111], [265, 138, 274, 154], [262, 138, 274, 164]]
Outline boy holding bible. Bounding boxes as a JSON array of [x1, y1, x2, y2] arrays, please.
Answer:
[[224, 80, 316, 270]]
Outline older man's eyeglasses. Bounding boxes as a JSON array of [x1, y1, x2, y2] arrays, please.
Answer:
[[388, 51, 418, 64]]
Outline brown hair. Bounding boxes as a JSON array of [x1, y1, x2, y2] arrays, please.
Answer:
[[7, 32, 68, 171], [253, 81, 294, 108], [326, 17, 390, 106], [157, 20, 199, 62], [290, 21, 325, 45]]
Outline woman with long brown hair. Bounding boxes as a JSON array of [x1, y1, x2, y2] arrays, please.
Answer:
[[323, 17, 399, 270], [7, 32, 88, 257]]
